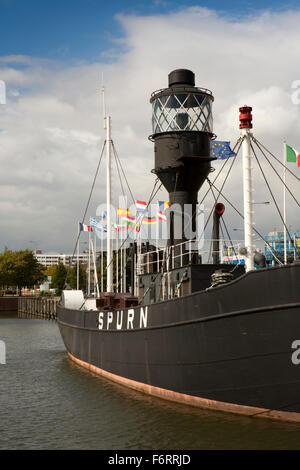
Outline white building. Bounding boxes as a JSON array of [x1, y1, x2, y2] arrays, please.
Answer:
[[34, 251, 89, 268]]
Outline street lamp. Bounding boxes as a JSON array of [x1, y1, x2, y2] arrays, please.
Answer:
[[253, 201, 270, 205]]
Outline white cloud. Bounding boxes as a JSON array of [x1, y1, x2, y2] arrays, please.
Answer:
[[0, 6, 299, 253]]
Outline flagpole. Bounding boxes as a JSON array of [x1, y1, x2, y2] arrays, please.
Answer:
[[77, 223, 80, 290], [283, 139, 287, 264], [120, 229, 123, 293], [124, 237, 126, 292], [116, 227, 119, 293], [91, 234, 100, 298], [88, 222, 91, 295], [101, 228, 103, 292], [156, 201, 159, 272], [94, 222, 97, 295], [122, 227, 125, 293]]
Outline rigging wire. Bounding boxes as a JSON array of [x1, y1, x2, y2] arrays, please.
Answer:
[[207, 179, 283, 265], [111, 148, 125, 292], [200, 140, 241, 244], [79, 140, 107, 237], [110, 178, 163, 291], [252, 138, 300, 208], [66, 124, 299, 299], [199, 137, 243, 207], [81, 136, 159, 293], [183, 137, 243, 243], [250, 140, 294, 244], [252, 136, 300, 183], [208, 181, 238, 261], [140, 138, 244, 302], [111, 141, 136, 206], [220, 217, 238, 260], [113, 146, 127, 200], [63, 140, 106, 288], [139, 168, 183, 302]]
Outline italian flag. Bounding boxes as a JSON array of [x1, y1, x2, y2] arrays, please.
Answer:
[[286, 144, 300, 167]]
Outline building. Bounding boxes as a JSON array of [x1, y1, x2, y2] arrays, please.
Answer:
[[264, 231, 300, 265], [34, 251, 89, 268]]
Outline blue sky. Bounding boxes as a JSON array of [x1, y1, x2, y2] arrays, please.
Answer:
[[1, 0, 300, 62], [0, 1, 300, 251]]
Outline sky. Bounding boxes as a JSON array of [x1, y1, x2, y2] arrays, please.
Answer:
[[0, 0, 299, 254]]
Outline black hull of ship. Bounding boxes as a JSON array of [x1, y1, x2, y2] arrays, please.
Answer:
[[57, 263, 300, 422]]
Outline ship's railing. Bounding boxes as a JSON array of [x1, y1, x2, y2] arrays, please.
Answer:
[[136, 238, 245, 275]]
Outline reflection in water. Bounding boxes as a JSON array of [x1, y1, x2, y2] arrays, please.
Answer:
[[0, 315, 300, 450]]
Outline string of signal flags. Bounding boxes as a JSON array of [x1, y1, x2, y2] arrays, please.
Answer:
[[79, 140, 249, 234], [79, 200, 170, 233]]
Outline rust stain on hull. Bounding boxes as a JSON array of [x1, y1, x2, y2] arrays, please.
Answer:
[[68, 352, 300, 424]]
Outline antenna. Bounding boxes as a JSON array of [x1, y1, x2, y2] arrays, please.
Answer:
[[101, 72, 106, 130], [101, 73, 113, 292]]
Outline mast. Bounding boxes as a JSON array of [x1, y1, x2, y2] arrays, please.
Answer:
[[283, 140, 287, 264], [100, 228, 104, 291], [102, 77, 114, 292], [88, 226, 91, 295], [77, 223, 80, 290], [239, 106, 255, 272], [106, 115, 113, 292]]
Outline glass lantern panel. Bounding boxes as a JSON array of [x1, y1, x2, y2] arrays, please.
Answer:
[[152, 93, 213, 134]]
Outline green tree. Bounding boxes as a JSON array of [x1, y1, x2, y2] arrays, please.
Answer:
[[0, 249, 15, 289], [45, 265, 59, 277], [0, 249, 45, 294], [51, 263, 67, 296]]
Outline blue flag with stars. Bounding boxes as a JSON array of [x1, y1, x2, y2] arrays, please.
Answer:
[[211, 141, 236, 160]]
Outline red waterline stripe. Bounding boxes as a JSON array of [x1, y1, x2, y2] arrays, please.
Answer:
[[68, 352, 300, 424]]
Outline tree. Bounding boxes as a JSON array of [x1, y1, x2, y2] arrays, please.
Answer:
[[0, 249, 15, 289], [51, 263, 67, 296], [0, 249, 45, 294], [45, 265, 59, 277], [12, 250, 45, 293]]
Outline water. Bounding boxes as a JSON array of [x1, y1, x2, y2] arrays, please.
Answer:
[[1, 313, 300, 450]]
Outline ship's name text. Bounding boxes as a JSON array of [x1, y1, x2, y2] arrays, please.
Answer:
[[98, 307, 148, 330]]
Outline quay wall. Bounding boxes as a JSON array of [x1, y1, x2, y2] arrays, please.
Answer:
[[0, 297, 18, 311], [18, 297, 59, 320]]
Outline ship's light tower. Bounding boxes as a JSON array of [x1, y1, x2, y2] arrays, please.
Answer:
[[239, 105, 255, 272], [150, 69, 214, 266]]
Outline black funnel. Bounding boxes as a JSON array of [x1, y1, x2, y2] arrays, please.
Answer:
[[168, 69, 195, 87], [150, 69, 214, 265]]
